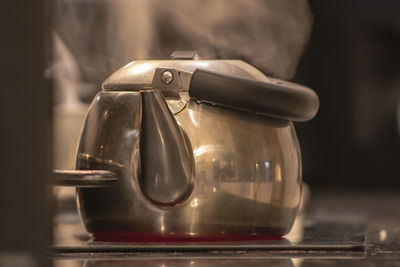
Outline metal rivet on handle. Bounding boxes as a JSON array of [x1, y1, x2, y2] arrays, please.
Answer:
[[161, 70, 174, 84]]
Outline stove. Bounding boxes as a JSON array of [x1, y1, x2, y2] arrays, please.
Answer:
[[51, 188, 400, 267]]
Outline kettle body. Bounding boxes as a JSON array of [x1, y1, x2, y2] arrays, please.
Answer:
[[74, 59, 318, 241]]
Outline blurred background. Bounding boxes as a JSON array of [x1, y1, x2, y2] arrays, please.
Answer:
[[294, 1, 400, 187], [1, 1, 400, 266]]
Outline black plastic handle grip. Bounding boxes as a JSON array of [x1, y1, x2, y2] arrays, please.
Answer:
[[189, 69, 319, 121]]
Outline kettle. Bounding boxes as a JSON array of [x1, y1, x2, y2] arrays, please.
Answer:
[[55, 52, 319, 242]]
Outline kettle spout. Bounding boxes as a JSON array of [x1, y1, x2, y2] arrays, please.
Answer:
[[139, 90, 193, 205]]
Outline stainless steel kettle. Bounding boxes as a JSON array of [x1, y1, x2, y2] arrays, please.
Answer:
[[55, 52, 319, 242]]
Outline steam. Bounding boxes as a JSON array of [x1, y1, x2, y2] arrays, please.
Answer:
[[51, 32, 86, 109], [151, 0, 312, 79], [53, 0, 312, 98], [108, 0, 312, 79]]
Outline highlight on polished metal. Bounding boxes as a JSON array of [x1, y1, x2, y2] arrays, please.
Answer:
[[55, 53, 319, 241], [53, 170, 118, 187]]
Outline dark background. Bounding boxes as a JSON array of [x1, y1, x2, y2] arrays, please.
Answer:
[[294, 0, 400, 187]]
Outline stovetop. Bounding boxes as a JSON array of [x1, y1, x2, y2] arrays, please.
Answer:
[[52, 187, 400, 266]]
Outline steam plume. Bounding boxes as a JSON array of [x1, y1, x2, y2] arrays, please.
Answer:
[[53, 0, 312, 97]]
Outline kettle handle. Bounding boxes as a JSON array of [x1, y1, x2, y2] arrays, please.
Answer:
[[189, 69, 319, 121]]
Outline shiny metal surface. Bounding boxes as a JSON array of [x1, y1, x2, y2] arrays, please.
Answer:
[[72, 59, 305, 239], [161, 70, 174, 84], [140, 90, 193, 205], [54, 170, 118, 187], [75, 93, 301, 239]]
